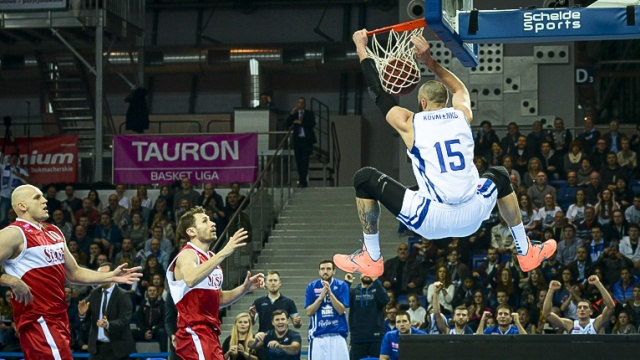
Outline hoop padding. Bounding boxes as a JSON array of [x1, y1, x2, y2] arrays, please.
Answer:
[[366, 28, 423, 95]]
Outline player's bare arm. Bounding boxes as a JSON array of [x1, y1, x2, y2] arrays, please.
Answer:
[[542, 280, 573, 332], [0, 227, 32, 305], [64, 241, 142, 285], [592, 275, 615, 330], [220, 270, 265, 308], [411, 35, 473, 124], [175, 228, 248, 287]]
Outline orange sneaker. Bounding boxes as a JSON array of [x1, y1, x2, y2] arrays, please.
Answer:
[[333, 245, 384, 277], [517, 238, 557, 272]]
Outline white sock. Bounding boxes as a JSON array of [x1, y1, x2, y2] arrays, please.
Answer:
[[363, 232, 381, 261], [510, 223, 529, 255]]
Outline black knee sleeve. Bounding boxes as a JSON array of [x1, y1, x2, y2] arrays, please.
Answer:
[[482, 166, 513, 199], [353, 167, 407, 216]]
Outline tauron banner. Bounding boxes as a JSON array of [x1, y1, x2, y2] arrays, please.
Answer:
[[0, 135, 78, 184], [113, 134, 259, 185]]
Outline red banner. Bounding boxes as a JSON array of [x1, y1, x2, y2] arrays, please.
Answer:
[[0, 135, 78, 184]]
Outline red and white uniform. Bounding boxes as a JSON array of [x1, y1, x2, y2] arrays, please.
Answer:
[[2, 219, 72, 360], [167, 243, 224, 360]]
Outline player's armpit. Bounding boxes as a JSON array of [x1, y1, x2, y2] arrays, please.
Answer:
[[386, 107, 414, 135]]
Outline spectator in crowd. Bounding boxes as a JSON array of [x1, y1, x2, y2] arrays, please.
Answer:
[[595, 189, 620, 226], [567, 246, 594, 288], [623, 285, 640, 329], [137, 185, 153, 210], [491, 217, 515, 255], [383, 304, 398, 334], [379, 310, 425, 360], [410, 237, 440, 273], [132, 285, 167, 353], [225, 192, 253, 244], [612, 310, 637, 334], [44, 185, 62, 222], [604, 209, 629, 245], [502, 155, 521, 188], [527, 120, 547, 159], [198, 183, 224, 211], [467, 290, 493, 332], [86, 243, 105, 271], [556, 225, 584, 265], [613, 267, 639, 303], [147, 197, 173, 229], [251, 310, 301, 360], [473, 155, 487, 174], [614, 178, 633, 210], [93, 212, 123, 259], [619, 223, 640, 268], [0, 152, 29, 223], [406, 293, 427, 327], [617, 137, 637, 170], [255, 92, 275, 109], [285, 97, 316, 188], [452, 276, 480, 309], [548, 116, 573, 156], [381, 243, 423, 296], [519, 194, 540, 237], [548, 211, 568, 241], [114, 238, 139, 268], [584, 172, 604, 206], [425, 265, 455, 315], [222, 312, 259, 360], [115, 184, 130, 209], [422, 282, 451, 334], [123, 212, 149, 251], [78, 263, 136, 359], [600, 152, 628, 191], [87, 189, 104, 213], [578, 116, 600, 155], [567, 189, 590, 225], [493, 289, 512, 315], [151, 215, 175, 244], [577, 158, 595, 187], [543, 275, 614, 333], [75, 198, 101, 229], [594, 246, 634, 286], [144, 225, 174, 256], [484, 142, 505, 167], [477, 305, 526, 334], [173, 177, 199, 212], [444, 247, 471, 286], [472, 247, 502, 292], [576, 206, 600, 241], [140, 254, 165, 297], [511, 135, 533, 175], [537, 194, 562, 230], [527, 172, 557, 209], [540, 141, 564, 180], [63, 183, 83, 221], [557, 171, 580, 213], [344, 272, 388, 360], [155, 185, 174, 215], [520, 268, 547, 309], [249, 271, 302, 333], [591, 139, 609, 171], [304, 260, 349, 359], [68, 239, 88, 268], [501, 122, 521, 155], [449, 305, 474, 334], [625, 196, 640, 225], [474, 120, 500, 158], [523, 157, 544, 188], [103, 194, 130, 231], [174, 199, 192, 224], [129, 196, 151, 226], [564, 140, 585, 176], [602, 118, 625, 153]]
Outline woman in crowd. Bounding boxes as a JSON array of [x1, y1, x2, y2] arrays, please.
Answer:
[[474, 156, 488, 175], [484, 142, 505, 167], [155, 185, 174, 212], [222, 312, 259, 360], [124, 211, 149, 250], [467, 290, 492, 331], [502, 155, 521, 186], [140, 254, 164, 296], [566, 189, 590, 224], [520, 268, 547, 309], [594, 188, 620, 225], [519, 194, 540, 237], [564, 139, 584, 176], [523, 157, 544, 188], [424, 266, 455, 315], [496, 267, 519, 307], [407, 293, 428, 327], [577, 158, 595, 186], [151, 214, 175, 242], [537, 193, 562, 229], [612, 310, 637, 334], [87, 189, 103, 213], [137, 184, 153, 209]]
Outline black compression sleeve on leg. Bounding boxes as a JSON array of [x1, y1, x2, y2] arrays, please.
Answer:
[[353, 167, 407, 217], [361, 58, 397, 116]]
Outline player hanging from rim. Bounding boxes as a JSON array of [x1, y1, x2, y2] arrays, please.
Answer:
[[333, 29, 557, 277]]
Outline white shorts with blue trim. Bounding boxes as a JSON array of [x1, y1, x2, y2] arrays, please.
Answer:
[[398, 178, 498, 239]]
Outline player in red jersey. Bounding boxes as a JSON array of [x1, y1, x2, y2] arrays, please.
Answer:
[[167, 206, 264, 360], [0, 184, 142, 360]]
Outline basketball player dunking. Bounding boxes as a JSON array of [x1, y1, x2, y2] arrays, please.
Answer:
[[0, 184, 142, 360], [334, 30, 556, 277]]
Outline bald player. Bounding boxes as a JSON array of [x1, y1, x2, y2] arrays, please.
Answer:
[[0, 184, 142, 360]]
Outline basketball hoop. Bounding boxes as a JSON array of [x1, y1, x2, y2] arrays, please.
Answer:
[[366, 19, 426, 95]]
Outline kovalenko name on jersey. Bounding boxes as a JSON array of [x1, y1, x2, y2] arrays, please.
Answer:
[[422, 111, 459, 121]]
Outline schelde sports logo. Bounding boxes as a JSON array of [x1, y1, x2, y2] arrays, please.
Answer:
[[523, 10, 581, 33]]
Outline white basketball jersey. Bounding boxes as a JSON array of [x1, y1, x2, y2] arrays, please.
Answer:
[[408, 107, 478, 205], [571, 319, 597, 334]]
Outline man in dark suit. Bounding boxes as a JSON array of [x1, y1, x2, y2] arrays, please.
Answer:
[[566, 246, 594, 289], [285, 97, 316, 187], [78, 262, 136, 360]]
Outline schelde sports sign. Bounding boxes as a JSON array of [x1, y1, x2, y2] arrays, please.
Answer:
[[0, 135, 78, 184], [113, 134, 258, 185]]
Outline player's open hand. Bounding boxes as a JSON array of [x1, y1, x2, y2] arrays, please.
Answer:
[[220, 228, 249, 257], [411, 35, 432, 64], [243, 271, 265, 293], [112, 264, 143, 285], [549, 280, 561, 291], [78, 300, 90, 316], [10, 279, 33, 306]]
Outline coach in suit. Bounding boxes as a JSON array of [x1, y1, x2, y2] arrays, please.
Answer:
[[285, 96, 316, 187], [78, 262, 136, 360]]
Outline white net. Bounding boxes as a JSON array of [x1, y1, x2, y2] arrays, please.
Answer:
[[366, 28, 423, 95]]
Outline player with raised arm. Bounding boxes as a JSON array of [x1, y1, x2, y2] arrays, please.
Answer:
[[0, 184, 141, 359], [333, 29, 556, 277], [542, 275, 614, 334]]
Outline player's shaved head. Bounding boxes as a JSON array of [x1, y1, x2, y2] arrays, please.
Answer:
[[418, 80, 449, 106], [12, 184, 39, 208]]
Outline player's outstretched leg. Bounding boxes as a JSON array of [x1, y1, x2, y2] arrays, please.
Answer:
[[483, 166, 557, 271], [333, 167, 405, 277]]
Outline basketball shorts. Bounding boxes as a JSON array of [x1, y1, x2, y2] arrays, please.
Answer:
[[19, 315, 73, 360], [398, 177, 498, 239], [309, 334, 349, 360], [176, 324, 223, 360]]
